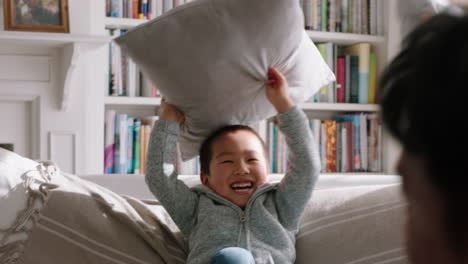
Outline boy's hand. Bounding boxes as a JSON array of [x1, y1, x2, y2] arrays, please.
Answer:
[[265, 67, 294, 113], [159, 97, 185, 123]]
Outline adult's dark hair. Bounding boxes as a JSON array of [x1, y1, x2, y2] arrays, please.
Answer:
[[199, 125, 268, 175], [377, 12, 468, 253]]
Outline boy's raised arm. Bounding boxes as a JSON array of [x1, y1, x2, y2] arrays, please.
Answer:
[[265, 68, 321, 231], [145, 98, 199, 235]]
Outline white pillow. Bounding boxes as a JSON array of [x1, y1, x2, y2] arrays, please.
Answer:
[[115, 0, 335, 160], [0, 148, 38, 240]]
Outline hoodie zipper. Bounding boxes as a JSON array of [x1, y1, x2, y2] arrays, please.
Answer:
[[201, 184, 276, 249]]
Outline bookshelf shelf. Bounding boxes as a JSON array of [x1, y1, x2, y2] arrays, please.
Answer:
[[104, 17, 149, 29], [104, 96, 161, 106], [103, 97, 379, 112], [307, 30, 385, 45], [300, 102, 380, 112]]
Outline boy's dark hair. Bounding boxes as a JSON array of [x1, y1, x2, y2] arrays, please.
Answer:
[[199, 125, 268, 175], [378, 13, 468, 253]]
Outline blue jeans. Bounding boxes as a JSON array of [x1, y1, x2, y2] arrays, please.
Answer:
[[209, 247, 255, 264]]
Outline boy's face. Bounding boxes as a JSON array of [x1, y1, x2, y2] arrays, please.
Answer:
[[200, 130, 269, 208]]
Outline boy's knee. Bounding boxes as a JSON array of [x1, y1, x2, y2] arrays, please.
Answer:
[[210, 247, 255, 264]]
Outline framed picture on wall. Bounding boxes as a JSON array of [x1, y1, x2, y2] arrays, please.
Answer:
[[3, 0, 70, 33]]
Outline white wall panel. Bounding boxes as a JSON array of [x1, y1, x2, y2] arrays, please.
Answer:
[[48, 131, 77, 174], [0, 55, 50, 82], [0, 100, 32, 157]]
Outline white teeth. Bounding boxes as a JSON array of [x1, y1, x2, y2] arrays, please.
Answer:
[[232, 183, 252, 188], [231, 182, 252, 188]]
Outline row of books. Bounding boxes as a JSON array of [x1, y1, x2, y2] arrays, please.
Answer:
[[263, 113, 382, 173], [104, 110, 382, 175], [104, 111, 158, 173], [106, 0, 383, 35], [301, 0, 384, 35], [106, 0, 194, 20], [108, 29, 161, 97], [312, 42, 377, 104], [104, 110, 200, 174]]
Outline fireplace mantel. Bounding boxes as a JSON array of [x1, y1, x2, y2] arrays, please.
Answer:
[[0, 31, 111, 111]]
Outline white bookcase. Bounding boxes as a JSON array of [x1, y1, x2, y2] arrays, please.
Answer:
[[95, 0, 402, 176]]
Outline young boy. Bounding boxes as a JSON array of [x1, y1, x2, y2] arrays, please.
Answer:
[[145, 67, 321, 264]]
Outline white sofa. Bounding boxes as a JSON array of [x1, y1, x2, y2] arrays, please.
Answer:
[[85, 173, 408, 264], [0, 148, 408, 263]]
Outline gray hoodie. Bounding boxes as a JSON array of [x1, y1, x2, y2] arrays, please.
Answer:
[[145, 106, 321, 264]]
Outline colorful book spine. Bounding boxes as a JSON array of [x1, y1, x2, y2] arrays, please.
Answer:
[[341, 0, 348, 33], [106, 0, 112, 17], [111, 0, 121, 17], [336, 56, 346, 103], [333, 115, 361, 171], [340, 122, 347, 172], [367, 114, 380, 172], [126, 0, 133, 18], [344, 121, 353, 172], [104, 110, 116, 173], [147, 0, 152, 19], [126, 117, 134, 173], [326, 42, 336, 103], [316, 43, 329, 102], [303, 0, 313, 29], [133, 119, 141, 174], [328, 0, 336, 32], [320, 122, 327, 171], [140, 124, 147, 174], [133, 0, 139, 18], [361, 0, 368, 34], [348, 0, 354, 33], [144, 122, 151, 170], [321, 0, 328, 31], [359, 113, 368, 171], [142, 0, 148, 18], [349, 55, 359, 103], [368, 52, 377, 104], [336, 123, 342, 172], [345, 43, 370, 104], [324, 120, 337, 172], [114, 114, 128, 173], [345, 55, 351, 102]]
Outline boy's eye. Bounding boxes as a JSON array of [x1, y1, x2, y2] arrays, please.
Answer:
[[221, 160, 233, 164], [248, 158, 258, 162]]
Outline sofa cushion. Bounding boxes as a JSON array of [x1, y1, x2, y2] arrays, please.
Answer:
[[115, 0, 335, 160], [296, 179, 407, 263], [0, 149, 187, 263]]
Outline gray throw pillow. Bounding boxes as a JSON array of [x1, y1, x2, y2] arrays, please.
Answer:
[[115, 0, 335, 160]]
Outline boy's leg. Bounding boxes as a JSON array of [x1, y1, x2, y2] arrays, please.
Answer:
[[210, 247, 255, 264]]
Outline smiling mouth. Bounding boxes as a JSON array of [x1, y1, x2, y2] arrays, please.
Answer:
[[230, 181, 254, 193]]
